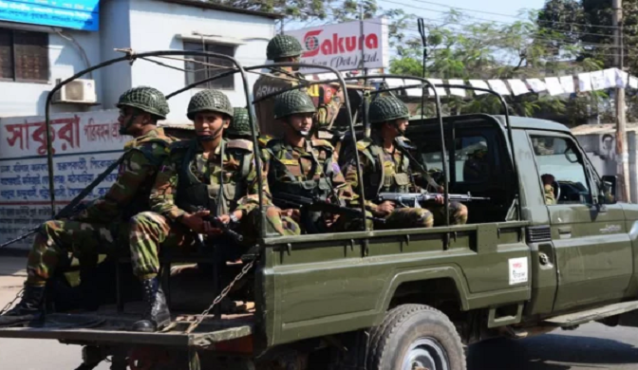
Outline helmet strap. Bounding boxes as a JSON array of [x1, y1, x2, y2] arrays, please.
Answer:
[[284, 118, 311, 139]]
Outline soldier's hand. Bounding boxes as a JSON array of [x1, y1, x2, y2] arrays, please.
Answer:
[[203, 219, 224, 237], [375, 201, 395, 217], [281, 208, 301, 222], [434, 194, 444, 204], [181, 210, 210, 233]]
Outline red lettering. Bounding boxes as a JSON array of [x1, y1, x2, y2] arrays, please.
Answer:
[[303, 31, 379, 57], [345, 36, 357, 52], [366, 34, 378, 49], [302, 30, 322, 58], [4, 123, 28, 150]]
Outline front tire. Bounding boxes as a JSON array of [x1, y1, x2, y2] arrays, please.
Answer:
[[367, 304, 466, 370]]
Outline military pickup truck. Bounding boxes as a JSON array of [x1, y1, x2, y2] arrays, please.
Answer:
[[0, 56, 636, 370]]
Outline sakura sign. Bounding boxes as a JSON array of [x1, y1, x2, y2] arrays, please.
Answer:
[[285, 18, 390, 73]]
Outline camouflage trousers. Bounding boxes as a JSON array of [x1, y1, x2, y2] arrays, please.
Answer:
[[26, 220, 128, 286], [425, 201, 469, 226], [129, 207, 299, 280], [376, 207, 434, 229]]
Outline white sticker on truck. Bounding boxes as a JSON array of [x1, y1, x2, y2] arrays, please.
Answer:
[[509, 257, 528, 285]]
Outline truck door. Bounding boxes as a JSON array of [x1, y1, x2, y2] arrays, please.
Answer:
[[528, 131, 632, 312]]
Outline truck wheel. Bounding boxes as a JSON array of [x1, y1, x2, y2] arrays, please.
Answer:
[[367, 304, 466, 370]]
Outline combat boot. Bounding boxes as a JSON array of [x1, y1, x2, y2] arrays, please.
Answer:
[[131, 277, 171, 332], [0, 284, 45, 326]]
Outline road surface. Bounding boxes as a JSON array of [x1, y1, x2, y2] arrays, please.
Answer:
[[1, 256, 637, 369]]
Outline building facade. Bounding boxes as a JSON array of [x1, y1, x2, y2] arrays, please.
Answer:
[[0, 0, 280, 121]]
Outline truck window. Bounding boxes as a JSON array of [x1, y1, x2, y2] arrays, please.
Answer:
[[530, 135, 591, 205], [420, 135, 489, 184]]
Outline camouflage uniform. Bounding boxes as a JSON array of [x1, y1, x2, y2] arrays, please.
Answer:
[[129, 90, 299, 280], [543, 184, 556, 205], [264, 90, 371, 233], [343, 96, 468, 229], [1, 86, 173, 327], [27, 88, 173, 286], [253, 35, 307, 138]]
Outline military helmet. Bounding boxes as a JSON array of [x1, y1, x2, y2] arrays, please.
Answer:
[[117, 86, 170, 119], [187, 89, 234, 120], [273, 90, 316, 119], [267, 34, 303, 60], [227, 107, 255, 137], [368, 95, 410, 125]]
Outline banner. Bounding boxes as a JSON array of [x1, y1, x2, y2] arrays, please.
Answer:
[[0, 0, 100, 32], [0, 109, 124, 249], [285, 18, 390, 73]]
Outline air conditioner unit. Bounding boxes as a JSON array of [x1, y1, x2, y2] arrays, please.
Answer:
[[53, 78, 97, 104]]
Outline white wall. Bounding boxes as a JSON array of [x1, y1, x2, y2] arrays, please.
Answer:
[[128, 0, 275, 123], [99, 0, 133, 110], [0, 23, 102, 117]]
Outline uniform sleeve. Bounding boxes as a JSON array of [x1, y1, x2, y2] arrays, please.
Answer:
[[75, 150, 154, 223], [329, 149, 355, 201], [149, 156, 186, 221], [235, 153, 273, 214], [543, 184, 556, 205], [343, 150, 379, 212]]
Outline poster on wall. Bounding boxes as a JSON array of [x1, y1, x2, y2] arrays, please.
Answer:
[[0, 109, 124, 249], [284, 18, 390, 73], [0, 0, 100, 31]]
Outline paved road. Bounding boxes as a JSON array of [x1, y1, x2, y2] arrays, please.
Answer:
[[1, 256, 638, 369]]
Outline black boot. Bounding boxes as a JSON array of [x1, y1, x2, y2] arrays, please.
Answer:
[[131, 277, 171, 332], [0, 284, 45, 326]]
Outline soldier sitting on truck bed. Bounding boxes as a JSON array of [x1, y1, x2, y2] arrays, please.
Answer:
[[342, 95, 468, 229], [262, 89, 372, 233], [128, 90, 299, 332], [0, 87, 174, 327]]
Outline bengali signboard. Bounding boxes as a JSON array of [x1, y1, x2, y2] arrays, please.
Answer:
[[284, 18, 389, 73], [0, 109, 125, 249], [0, 0, 100, 31]]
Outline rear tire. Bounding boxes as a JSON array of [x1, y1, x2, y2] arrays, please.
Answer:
[[367, 304, 466, 370]]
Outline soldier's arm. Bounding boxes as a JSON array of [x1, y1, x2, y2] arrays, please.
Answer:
[[329, 150, 355, 201], [235, 153, 273, 214], [343, 151, 379, 212], [75, 150, 154, 222], [149, 156, 186, 221]]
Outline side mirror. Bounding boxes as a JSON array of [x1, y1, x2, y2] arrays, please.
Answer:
[[602, 175, 617, 203]]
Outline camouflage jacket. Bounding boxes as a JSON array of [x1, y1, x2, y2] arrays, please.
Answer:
[[253, 69, 306, 138], [344, 133, 422, 212], [543, 184, 556, 205], [262, 136, 353, 202], [150, 138, 270, 221], [75, 127, 173, 223]]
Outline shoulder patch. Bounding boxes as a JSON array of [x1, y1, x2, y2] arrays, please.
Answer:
[[227, 139, 254, 152], [258, 134, 275, 148], [356, 138, 373, 152]]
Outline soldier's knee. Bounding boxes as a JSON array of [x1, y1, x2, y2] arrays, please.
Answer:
[[129, 211, 164, 226], [416, 209, 434, 228]]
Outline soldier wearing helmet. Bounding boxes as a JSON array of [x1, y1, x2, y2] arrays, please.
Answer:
[[128, 90, 300, 331], [253, 34, 309, 138], [342, 95, 468, 229], [262, 90, 372, 233], [0, 86, 175, 328]]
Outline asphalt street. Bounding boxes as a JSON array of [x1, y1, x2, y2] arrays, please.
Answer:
[[1, 256, 638, 370]]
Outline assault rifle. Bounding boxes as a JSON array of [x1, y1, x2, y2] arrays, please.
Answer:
[[187, 206, 244, 243], [378, 192, 490, 209], [272, 192, 386, 224]]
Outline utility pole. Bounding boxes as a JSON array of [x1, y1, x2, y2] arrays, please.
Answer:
[[613, 0, 630, 202]]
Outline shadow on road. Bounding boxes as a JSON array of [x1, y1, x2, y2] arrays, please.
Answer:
[[468, 334, 638, 370]]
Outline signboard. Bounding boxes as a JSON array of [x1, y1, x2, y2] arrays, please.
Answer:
[[0, 109, 125, 249], [0, 0, 100, 31], [285, 18, 389, 73]]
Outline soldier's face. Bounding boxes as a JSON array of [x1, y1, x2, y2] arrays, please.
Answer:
[[194, 112, 229, 140], [287, 113, 314, 135], [383, 118, 409, 138], [118, 107, 149, 136]]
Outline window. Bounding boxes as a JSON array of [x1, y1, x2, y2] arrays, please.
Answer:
[[531, 135, 591, 204], [418, 135, 489, 183], [0, 28, 49, 82], [184, 41, 235, 90]]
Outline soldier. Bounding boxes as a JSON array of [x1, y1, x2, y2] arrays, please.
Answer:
[[0, 86, 174, 326], [262, 89, 371, 233], [541, 174, 556, 205], [226, 107, 257, 142], [128, 89, 299, 332], [343, 95, 468, 229], [253, 34, 307, 138]]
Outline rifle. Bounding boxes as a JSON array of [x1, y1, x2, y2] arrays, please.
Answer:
[[378, 192, 490, 209], [272, 192, 386, 224], [186, 206, 244, 243], [0, 154, 127, 249]]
